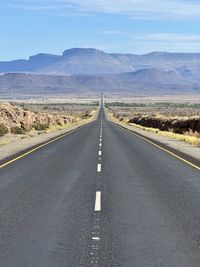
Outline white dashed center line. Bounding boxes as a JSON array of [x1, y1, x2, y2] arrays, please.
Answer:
[[90, 99, 104, 265], [94, 191, 101, 211], [97, 163, 101, 172], [92, 237, 100, 241]]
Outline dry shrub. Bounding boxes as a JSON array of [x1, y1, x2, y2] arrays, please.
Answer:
[[0, 123, 8, 136], [33, 123, 49, 131], [11, 126, 25, 135]]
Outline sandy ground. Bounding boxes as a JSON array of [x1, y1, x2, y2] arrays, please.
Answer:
[[0, 113, 97, 162], [106, 111, 200, 161], [105, 94, 200, 103], [1, 97, 100, 104]]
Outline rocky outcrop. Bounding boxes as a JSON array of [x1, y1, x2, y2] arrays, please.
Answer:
[[0, 102, 83, 133]]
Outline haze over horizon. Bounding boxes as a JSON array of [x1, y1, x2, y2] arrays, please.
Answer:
[[1, 0, 200, 60]]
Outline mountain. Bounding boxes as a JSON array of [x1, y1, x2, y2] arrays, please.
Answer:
[[1, 48, 200, 76], [0, 71, 199, 96], [117, 69, 186, 84], [39, 48, 133, 74], [0, 48, 133, 75], [0, 54, 60, 73], [0, 48, 200, 95]]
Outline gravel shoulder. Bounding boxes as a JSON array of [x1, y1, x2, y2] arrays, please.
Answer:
[[106, 111, 200, 162]]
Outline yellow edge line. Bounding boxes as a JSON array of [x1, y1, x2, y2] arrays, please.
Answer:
[[116, 123, 200, 171], [0, 123, 88, 169]]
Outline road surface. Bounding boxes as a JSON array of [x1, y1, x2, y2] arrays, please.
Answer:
[[0, 104, 200, 266]]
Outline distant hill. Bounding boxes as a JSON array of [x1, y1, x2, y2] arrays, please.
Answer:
[[0, 71, 199, 96], [117, 69, 185, 84], [0, 48, 200, 95]]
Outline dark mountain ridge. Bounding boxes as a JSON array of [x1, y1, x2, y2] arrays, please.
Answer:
[[0, 70, 199, 96]]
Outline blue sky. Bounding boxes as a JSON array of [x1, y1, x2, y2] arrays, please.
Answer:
[[1, 0, 200, 60]]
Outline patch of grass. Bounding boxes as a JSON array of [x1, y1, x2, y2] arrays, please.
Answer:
[[11, 126, 25, 135], [0, 123, 8, 136], [128, 123, 200, 147], [33, 123, 49, 131]]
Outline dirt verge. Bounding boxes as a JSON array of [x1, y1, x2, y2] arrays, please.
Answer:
[[106, 109, 200, 162]]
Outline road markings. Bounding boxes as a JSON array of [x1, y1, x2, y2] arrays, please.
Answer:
[[92, 237, 100, 241], [0, 123, 91, 170], [94, 191, 101, 211], [100, 121, 103, 137], [97, 163, 101, 172], [117, 123, 200, 171], [90, 104, 103, 266]]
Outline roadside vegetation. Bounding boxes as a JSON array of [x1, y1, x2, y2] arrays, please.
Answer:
[[107, 102, 200, 147], [10, 126, 25, 135], [0, 123, 8, 136], [33, 123, 49, 131]]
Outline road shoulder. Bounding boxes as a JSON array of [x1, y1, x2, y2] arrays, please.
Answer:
[[105, 109, 200, 165], [0, 115, 96, 163]]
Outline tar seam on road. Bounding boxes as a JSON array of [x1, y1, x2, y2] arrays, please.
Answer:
[[100, 120, 103, 137], [0, 123, 91, 170], [116, 123, 200, 171]]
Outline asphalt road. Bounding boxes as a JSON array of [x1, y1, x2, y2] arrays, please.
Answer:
[[0, 105, 200, 266]]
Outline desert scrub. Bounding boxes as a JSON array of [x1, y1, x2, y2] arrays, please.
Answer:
[[108, 110, 200, 147], [128, 122, 200, 146], [82, 110, 91, 118], [33, 123, 49, 131], [0, 123, 8, 136], [11, 126, 25, 135]]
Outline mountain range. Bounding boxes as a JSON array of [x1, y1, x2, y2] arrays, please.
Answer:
[[0, 48, 200, 95]]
